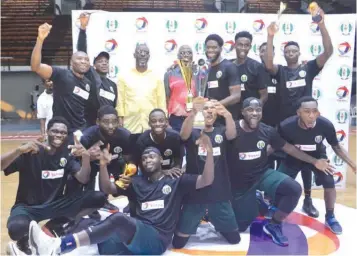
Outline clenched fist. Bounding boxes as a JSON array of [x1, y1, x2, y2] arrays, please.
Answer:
[[38, 23, 52, 41], [79, 12, 91, 29]]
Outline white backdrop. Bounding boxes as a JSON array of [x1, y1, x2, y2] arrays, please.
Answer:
[[72, 11, 355, 189]]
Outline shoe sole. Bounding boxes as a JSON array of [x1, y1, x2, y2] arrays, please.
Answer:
[[29, 223, 39, 256], [325, 222, 342, 235], [6, 243, 17, 256], [262, 226, 289, 247]]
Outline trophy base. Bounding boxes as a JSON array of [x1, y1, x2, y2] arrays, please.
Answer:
[[193, 111, 205, 130]]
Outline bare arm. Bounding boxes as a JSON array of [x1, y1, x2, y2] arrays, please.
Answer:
[[332, 144, 356, 173], [195, 134, 214, 189], [220, 85, 241, 106], [99, 161, 119, 195], [214, 101, 236, 140], [1, 148, 22, 171], [73, 153, 91, 184], [180, 111, 195, 141], [316, 21, 333, 68], [282, 143, 317, 165], [259, 89, 268, 105], [40, 119, 46, 137], [264, 23, 279, 75]]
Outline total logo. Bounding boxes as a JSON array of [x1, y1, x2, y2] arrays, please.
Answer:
[[135, 17, 148, 31], [336, 129, 347, 143], [164, 39, 178, 53], [309, 22, 320, 34], [340, 21, 353, 36], [309, 44, 323, 57], [223, 40, 235, 54], [225, 21, 237, 34], [336, 86, 349, 101], [195, 18, 208, 32], [335, 109, 349, 124], [108, 65, 119, 79], [195, 41, 206, 55], [252, 19, 265, 33], [104, 39, 118, 52], [281, 22, 294, 35], [106, 19, 119, 32], [312, 87, 322, 100], [337, 42, 352, 56], [333, 171, 344, 184], [166, 19, 178, 32], [337, 65, 352, 80]]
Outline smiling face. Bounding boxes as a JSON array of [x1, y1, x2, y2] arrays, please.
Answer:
[[141, 150, 162, 174], [94, 56, 109, 74], [134, 44, 150, 69], [203, 101, 217, 127], [47, 123, 68, 148], [71, 51, 90, 74], [149, 111, 167, 135], [242, 100, 262, 129], [178, 45, 193, 65], [205, 40, 222, 62], [235, 37, 252, 60]]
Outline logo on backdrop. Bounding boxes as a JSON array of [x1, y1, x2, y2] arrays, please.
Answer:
[[104, 39, 118, 52], [336, 86, 349, 101], [332, 154, 344, 167], [280, 42, 288, 55], [195, 18, 208, 32], [309, 22, 320, 34], [252, 19, 265, 33], [164, 39, 177, 53], [225, 21, 237, 34], [252, 42, 262, 56], [312, 87, 322, 100], [335, 109, 349, 124], [309, 44, 323, 57], [337, 65, 352, 80], [333, 172, 344, 184], [336, 129, 346, 143], [337, 42, 352, 56], [195, 41, 206, 55], [282, 22, 294, 35], [135, 17, 148, 31], [106, 19, 119, 32], [108, 65, 119, 79], [223, 40, 235, 54], [166, 19, 178, 32], [340, 21, 353, 36]]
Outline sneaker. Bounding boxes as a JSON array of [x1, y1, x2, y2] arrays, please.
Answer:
[[88, 210, 102, 220], [29, 220, 61, 255], [263, 222, 289, 247], [6, 240, 31, 255], [100, 201, 119, 213], [302, 197, 319, 218], [325, 215, 343, 235]]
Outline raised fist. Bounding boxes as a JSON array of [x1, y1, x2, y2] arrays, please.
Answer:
[[267, 22, 279, 36], [79, 12, 90, 29], [38, 23, 52, 41]]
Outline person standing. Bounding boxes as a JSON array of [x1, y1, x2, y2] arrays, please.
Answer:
[[37, 79, 54, 141]]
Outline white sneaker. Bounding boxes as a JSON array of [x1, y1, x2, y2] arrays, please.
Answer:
[[6, 241, 31, 256], [28, 221, 61, 255]]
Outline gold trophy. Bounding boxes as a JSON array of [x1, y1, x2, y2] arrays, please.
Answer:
[[177, 59, 194, 111]]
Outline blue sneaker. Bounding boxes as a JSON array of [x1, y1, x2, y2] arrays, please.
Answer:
[[263, 223, 289, 246], [325, 215, 342, 235]]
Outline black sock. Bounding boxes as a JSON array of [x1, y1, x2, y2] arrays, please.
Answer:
[[271, 217, 281, 225], [326, 209, 334, 218], [304, 189, 311, 199]]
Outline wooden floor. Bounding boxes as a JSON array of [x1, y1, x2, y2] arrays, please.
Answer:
[[1, 137, 356, 253]]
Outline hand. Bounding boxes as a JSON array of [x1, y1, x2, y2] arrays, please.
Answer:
[[316, 7, 325, 24], [116, 174, 132, 190], [267, 22, 278, 36], [68, 136, 88, 157], [99, 144, 118, 166], [79, 12, 90, 29], [18, 138, 50, 155], [38, 23, 52, 41], [163, 167, 184, 179], [196, 132, 213, 153], [88, 141, 104, 161], [39, 134, 47, 143], [213, 101, 230, 118], [267, 144, 274, 156], [314, 159, 335, 175], [192, 96, 207, 113]]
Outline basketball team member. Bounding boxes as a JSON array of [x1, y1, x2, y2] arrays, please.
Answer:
[[164, 45, 197, 132], [28, 134, 215, 255], [232, 31, 268, 107], [31, 23, 92, 135], [136, 109, 184, 172], [77, 13, 118, 127], [204, 34, 241, 124], [80, 106, 135, 213], [1, 117, 106, 255], [172, 98, 240, 248], [264, 7, 333, 217], [229, 97, 334, 246], [277, 96, 356, 234]]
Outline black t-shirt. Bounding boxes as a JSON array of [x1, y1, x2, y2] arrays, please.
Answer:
[[50, 67, 93, 132], [261, 69, 280, 127], [206, 59, 240, 121], [117, 174, 198, 246], [80, 125, 133, 179], [136, 129, 184, 170], [229, 121, 286, 189], [84, 67, 118, 127], [184, 127, 231, 203], [4, 146, 80, 206], [276, 60, 321, 121], [278, 116, 338, 170]]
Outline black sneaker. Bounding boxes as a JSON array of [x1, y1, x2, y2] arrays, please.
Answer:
[[43, 217, 75, 237], [89, 210, 102, 220], [16, 235, 32, 255], [101, 201, 119, 213], [302, 197, 319, 218]]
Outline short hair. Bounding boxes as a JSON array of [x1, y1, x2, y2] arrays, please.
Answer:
[[97, 105, 118, 119], [142, 146, 161, 157], [284, 41, 300, 50], [259, 42, 275, 51], [149, 108, 167, 118], [296, 96, 318, 109], [235, 31, 253, 42], [205, 34, 224, 47], [47, 116, 70, 131]]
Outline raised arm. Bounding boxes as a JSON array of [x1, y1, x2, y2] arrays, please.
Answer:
[[31, 23, 53, 80], [264, 22, 279, 75], [315, 9, 333, 69], [214, 101, 236, 140], [77, 13, 90, 53], [195, 133, 214, 189], [180, 96, 205, 140]]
